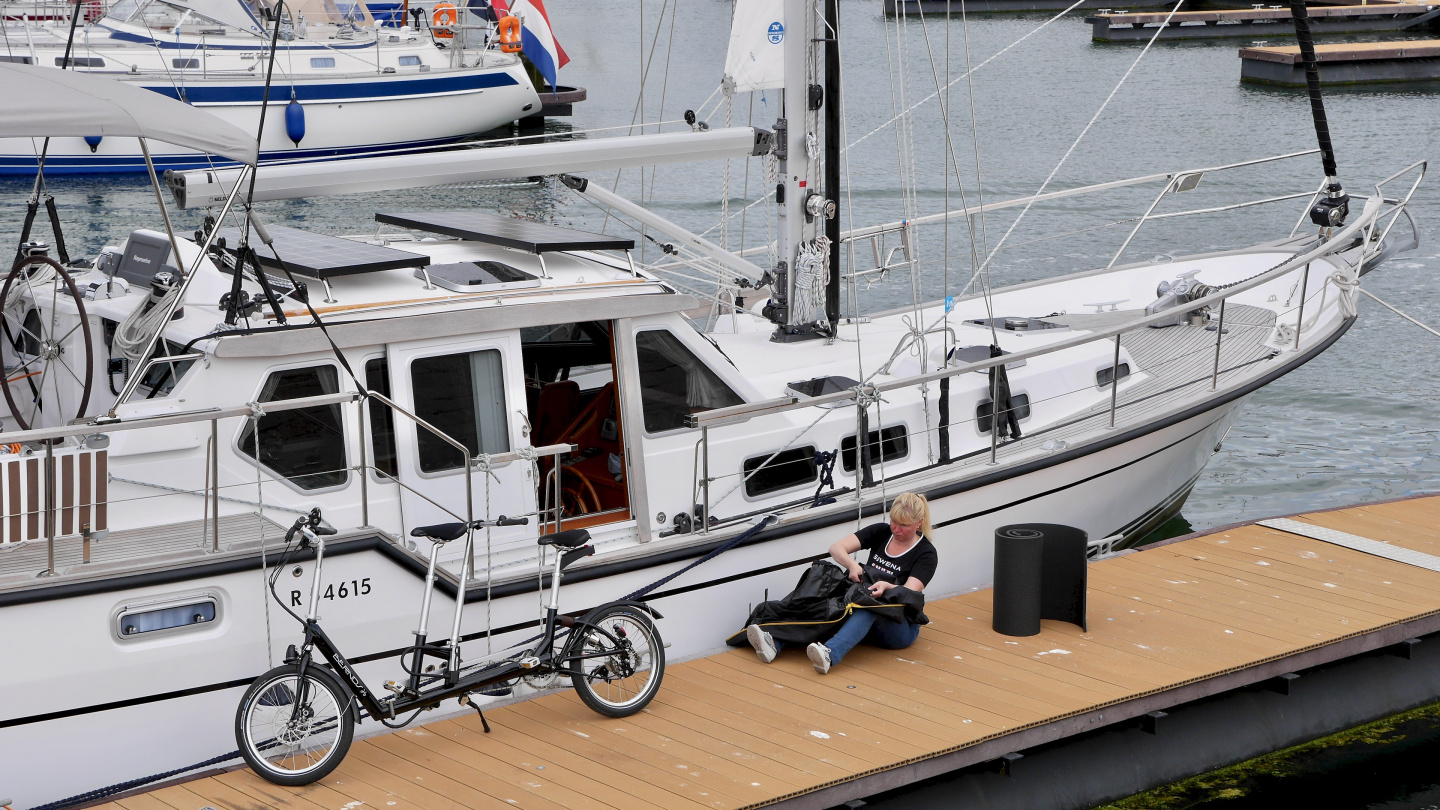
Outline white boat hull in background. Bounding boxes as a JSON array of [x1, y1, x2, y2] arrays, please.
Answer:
[[0, 65, 541, 174]]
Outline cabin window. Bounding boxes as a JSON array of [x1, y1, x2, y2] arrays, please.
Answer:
[[365, 357, 398, 478], [98, 320, 193, 397], [238, 365, 348, 490], [634, 330, 743, 433], [977, 394, 1032, 434], [410, 349, 509, 473], [398, 55, 422, 66], [310, 57, 336, 68], [55, 56, 105, 67], [117, 598, 216, 638], [743, 446, 818, 498], [841, 425, 910, 472], [1096, 363, 1131, 389], [0, 55, 34, 65], [172, 57, 199, 68], [136, 339, 196, 397]]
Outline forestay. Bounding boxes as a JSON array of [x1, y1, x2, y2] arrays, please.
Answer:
[[0, 63, 259, 164]]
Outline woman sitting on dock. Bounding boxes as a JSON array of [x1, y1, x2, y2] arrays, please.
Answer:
[[743, 492, 937, 674]]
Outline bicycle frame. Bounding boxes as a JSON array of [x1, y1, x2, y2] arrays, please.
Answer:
[[285, 525, 643, 728]]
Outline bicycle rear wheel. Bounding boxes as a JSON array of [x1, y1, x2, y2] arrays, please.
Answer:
[[568, 604, 665, 717], [235, 662, 354, 785]]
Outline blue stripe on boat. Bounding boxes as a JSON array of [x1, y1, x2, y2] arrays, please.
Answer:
[[0, 136, 471, 175], [142, 71, 517, 104]]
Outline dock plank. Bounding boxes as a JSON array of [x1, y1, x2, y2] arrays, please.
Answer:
[[128, 494, 1440, 810]]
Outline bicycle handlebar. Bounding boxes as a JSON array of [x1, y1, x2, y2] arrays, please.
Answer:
[[287, 507, 336, 543]]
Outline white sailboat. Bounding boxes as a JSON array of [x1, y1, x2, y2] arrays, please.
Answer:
[[0, 0, 1425, 800], [0, 0, 540, 173]]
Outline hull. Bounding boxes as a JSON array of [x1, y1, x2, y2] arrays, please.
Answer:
[[0, 67, 539, 174], [0, 398, 1241, 807]]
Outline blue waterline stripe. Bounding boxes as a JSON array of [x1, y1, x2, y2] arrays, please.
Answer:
[[141, 71, 517, 104], [0, 135, 467, 175]]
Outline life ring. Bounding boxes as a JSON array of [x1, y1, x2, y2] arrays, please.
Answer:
[[431, 2, 457, 37], [497, 15, 522, 53]]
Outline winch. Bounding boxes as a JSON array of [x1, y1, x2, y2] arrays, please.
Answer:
[[1145, 269, 1218, 328]]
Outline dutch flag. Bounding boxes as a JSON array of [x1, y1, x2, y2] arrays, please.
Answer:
[[491, 0, 570, 91]]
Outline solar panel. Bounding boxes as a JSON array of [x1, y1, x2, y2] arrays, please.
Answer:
[[375, 211, 636, 254], [215, 225, 430, 279]]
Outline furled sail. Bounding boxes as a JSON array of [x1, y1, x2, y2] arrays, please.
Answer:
[[722, 0, 785, 95]]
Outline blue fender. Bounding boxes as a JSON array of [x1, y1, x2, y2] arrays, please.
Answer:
[[285, 99, 305, 146], [84, 135, 102, 153]]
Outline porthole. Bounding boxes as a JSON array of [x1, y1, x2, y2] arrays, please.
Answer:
[[1096, 362, 1131, 389], [977, 394, 1032, 434], [742, 446, 818, 498], [113, 592, 220, 642]]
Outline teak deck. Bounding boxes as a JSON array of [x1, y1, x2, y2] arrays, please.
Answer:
[[112, 494, 1440, 810]]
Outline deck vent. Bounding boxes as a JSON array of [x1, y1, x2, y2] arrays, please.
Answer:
[[949, 345, 1026, 371], [968, 316, 1069, 333], [786, 375, 859, 408], [417, 261, 542, 293]]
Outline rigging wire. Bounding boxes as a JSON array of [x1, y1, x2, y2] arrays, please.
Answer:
[[601, 0, 673, 236], [845, 0, 1089, 154], [958, 0, 995, 342], [969, 0, 1186, 306]]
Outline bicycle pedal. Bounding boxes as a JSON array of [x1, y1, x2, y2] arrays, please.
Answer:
[[518, 656, 541, 669], [383, 680, 403, 694]]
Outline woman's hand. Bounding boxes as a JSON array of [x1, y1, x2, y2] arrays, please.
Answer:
[[830, 534, 865, 582], [867, 580, 895, 598]]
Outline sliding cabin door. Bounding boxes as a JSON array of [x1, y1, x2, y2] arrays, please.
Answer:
[[383, 332, 535, 556]]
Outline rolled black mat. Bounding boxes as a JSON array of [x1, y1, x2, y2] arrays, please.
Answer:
[[993, 526, 1045, 636], [993, 523, 1090, 636]]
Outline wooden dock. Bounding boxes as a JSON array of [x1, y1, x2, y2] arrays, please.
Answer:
[[103, 493, 1440, 810], [1241, 39, 1440, 84], [1089, 5, 1440, 42]]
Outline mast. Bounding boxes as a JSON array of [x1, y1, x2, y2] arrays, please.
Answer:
[[1289, 0, 1348, 229], [762, 0, 830, 341], [824, 0, 840, 326]]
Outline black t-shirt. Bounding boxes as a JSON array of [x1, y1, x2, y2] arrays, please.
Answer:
[[854, 523, 938, 588]]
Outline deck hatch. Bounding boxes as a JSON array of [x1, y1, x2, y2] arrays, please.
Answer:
[[376, 211, 637, 254], [417, 260, 542, 293], [216, 225, 431, 278]]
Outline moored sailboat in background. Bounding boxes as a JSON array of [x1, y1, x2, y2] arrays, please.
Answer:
[[0, 0, 543, 173]]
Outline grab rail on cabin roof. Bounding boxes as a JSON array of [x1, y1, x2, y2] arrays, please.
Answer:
[[688, 192, 1388, 430]]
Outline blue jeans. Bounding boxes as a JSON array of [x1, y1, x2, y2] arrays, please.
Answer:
[[770, 610, 920, 664], [825, 610, 920, 664]]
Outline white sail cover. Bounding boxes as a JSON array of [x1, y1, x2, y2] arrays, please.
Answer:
[[0, 63, 259, 164], [169, 0, 266, 34], [723, 0, 785, 95]]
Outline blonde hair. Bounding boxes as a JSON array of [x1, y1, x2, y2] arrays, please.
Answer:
[[889, 492, 932, 540]]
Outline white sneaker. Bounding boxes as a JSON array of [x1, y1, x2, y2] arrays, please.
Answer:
[[807, 642, 832, 674], [746, 624, 777, 663]]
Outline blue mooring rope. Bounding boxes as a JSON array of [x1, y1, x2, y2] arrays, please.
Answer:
[[26, 750, 241, 810], [624, 514, 777, 601]]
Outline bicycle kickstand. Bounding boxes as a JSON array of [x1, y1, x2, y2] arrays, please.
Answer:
[[459, 694, 492, 733]]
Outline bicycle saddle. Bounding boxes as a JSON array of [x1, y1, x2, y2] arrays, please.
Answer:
[[410, 522, 468, 543], [538, 528, 590, 548]]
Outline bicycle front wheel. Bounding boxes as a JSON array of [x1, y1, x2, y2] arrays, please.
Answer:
[[568, 604, 665, 717], [235, 662, 355, 785]]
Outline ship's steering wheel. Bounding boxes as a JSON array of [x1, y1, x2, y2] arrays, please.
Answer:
[[1, 254, 95, 430]]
